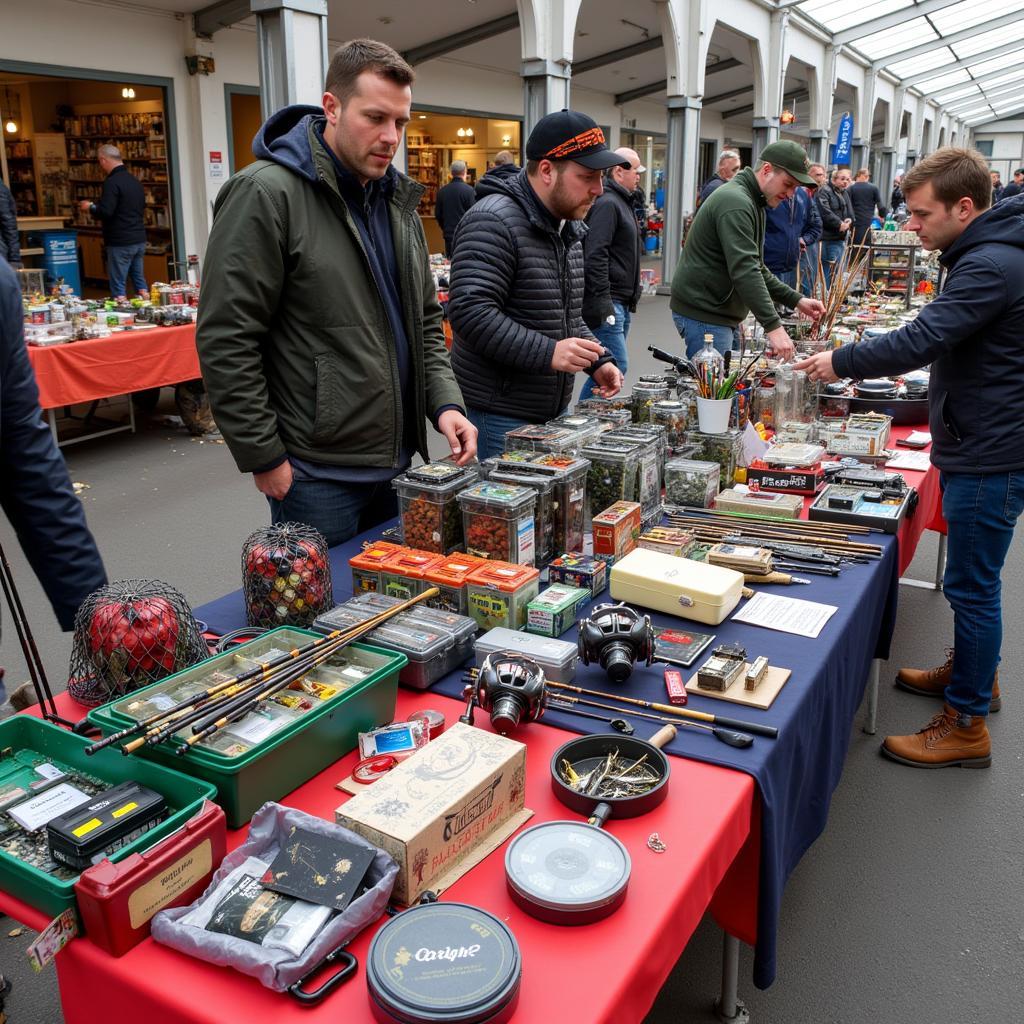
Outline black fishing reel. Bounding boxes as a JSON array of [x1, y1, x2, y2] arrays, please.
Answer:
[[577, 603, 655, 684], [461, 653, 546, 735]]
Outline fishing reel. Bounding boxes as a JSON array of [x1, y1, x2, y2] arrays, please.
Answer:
[[577, 603, 655, 684], [461, 653, 546, 735]]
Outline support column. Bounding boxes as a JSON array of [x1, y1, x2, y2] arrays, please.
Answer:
[[807, 129, 828, 165], [252, 0, 329, 119], [879, 146, 896, 202], [660, 95, 701, 289], [751, 8, 787, 165], [752, 118, 780, 162], [522, 59, 571, 139], [850, 140, 868, 170], [815, 45, 842, 166]]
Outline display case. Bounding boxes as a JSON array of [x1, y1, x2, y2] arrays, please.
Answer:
[[867, 243, 918, 310]]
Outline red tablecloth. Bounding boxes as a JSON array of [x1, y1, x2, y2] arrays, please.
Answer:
[[26, 324, 200, 409], [0, 690, 755, 1024], [886, 425, 945, 574]]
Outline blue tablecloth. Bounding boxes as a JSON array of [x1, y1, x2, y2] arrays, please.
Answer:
[[196, 524, 899, 989]]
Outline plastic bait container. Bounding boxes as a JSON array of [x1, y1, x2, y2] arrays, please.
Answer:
[[465, 561, 540, 632], [546, 414, 605, 451], [525, 585, 590, 638], [486, 467, 557, 567], [503, 423, 579, 456], [393, 606, 477, 676], [631, 380, 671, 423], [350, 541, 404, 594], [420, 552, 486, 615], [580, 441, 642, 520], [365, 620, 454, 690], [378, 549, 446, 601], [604, 424, 667, 517], [651, 399, 690, 448], [532, 453, 590, 554], [684, 428, 744, 491], [664, 457, 721, 509], [457, 482, 537, 565], [391, 461, 479, 554]]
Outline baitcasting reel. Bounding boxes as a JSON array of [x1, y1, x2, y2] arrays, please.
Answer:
[[577, 603, 655, 684], [461, 653, 547, 735]]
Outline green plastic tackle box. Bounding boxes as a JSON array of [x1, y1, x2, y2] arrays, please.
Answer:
[[87, 628, 405, 828], [0, 715, 216, 920]]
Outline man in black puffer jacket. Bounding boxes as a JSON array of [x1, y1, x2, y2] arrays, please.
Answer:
[[796, 148, 1024, 770], [448, 110, 626, 458]]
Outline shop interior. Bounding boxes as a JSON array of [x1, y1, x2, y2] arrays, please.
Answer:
[[0, 71, 177, 295], [406, 110, 521, 253]]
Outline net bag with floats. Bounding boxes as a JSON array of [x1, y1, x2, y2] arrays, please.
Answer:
[[68, 579, 209, 706], [242, 522, 333, 628]]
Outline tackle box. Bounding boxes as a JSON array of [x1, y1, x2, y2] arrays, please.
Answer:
[[87, 629, 404, 828], [0, 716, 216, 921], [547, 552, 608, 599], [525, 585, 591, 638], [421, 552, 487, 615], [358, 620, 454, 690], [350, 541, 405, 593], [714, 487, 804, 519], [591, 500, 642, 564], [457, 482, 537, 565], [474, 628, 579, 683], [391, 461, 480, 554], [378, 549, 447, 601], [465, 561, 541, 632], [503, 423, 579, 456], [609, 548, 745, 626]]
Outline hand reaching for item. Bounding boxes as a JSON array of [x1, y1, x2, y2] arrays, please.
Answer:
[[792, 351, 839, 383], [437, 410, 478, 465], [551, 336, 605, 373]]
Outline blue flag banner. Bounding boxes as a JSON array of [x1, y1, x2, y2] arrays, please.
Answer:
[[834, 112, 854, 164]]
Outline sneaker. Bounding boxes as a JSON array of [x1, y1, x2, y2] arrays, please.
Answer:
[[895, 648, 1001, 713], [880, 704, 991, 769]]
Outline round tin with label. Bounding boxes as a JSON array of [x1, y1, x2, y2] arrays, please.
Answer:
[[366, 902, 521, 1024]]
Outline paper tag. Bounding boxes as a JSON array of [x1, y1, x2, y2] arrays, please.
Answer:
[[27, 909, 78, 972], [7, 784, 90, 832], [33, 763, 65, 781], [516, 517, 535, 564]]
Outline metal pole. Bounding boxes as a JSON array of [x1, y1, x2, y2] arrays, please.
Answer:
[[863, 658, 880, 735], [935, 533, 947, 589], [715, 931, 750, 1023]]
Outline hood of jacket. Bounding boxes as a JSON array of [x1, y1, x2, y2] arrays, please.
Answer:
[[475, 167, 588, 243], [252, 104, 325, 182], [939, 193, 1024, 268]]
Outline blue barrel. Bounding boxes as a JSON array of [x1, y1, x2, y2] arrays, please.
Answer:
[[645, 234, 659, 253], [29, 230, 81, 296]]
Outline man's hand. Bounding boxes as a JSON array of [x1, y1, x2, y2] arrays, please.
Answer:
[[551, 336, 605, 373], [792, 351, 839, 383], [437, 410, 478, 466], [840, 218, 852, 232], [795, 297, 826, 321], [799, 238, 807, 253], [765, 326, 795, 361], [590, 362, 624, 397], [253, 461, 293, 501], [78, 200, 92, 213]]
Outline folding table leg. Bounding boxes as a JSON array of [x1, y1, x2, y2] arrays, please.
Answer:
[[934, 534, 946, 590], [862, 658, 880, 735], [714, 930, 750, 1023]]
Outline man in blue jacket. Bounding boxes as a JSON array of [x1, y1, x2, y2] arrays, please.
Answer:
[[795, 148, 1022, 769], [0, 260, 106, 707], [763, 183, 822, 294]]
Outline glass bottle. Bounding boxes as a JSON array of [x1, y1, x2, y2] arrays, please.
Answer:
[[693, 334, 725, 398]]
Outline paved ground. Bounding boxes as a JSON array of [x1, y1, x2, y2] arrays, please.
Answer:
[[1, 294, 1020, 1023]]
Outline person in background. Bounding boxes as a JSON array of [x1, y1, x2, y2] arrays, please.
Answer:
[[78, 144, 147, 300], [475, 149, 520, 199], [999, 167, 1023, 200], [697, 149, 742, 206], [763, 176, 822, 294], [447, 109, 625, 460], [816, 166, 853, 288], [795, 147, 1022, 769], [434, 159, 475, 257], [0, 181, 20, 268], [890, 175, 905, 213], [0, 260, 107, 711], [847, 168, 887, 246], [670, 140, 825, 359], [989, 170, 1004, 203], [799, 163, 828, 296], [580, 147, 644, 401], [197, 38, 474, 547]]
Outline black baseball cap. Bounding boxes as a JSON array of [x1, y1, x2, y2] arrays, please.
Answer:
[[525, 110, 630, 170]]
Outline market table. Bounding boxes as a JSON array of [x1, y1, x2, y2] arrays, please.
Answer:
[[0, 690, 755, 1024], [26, 323, 200, 446]]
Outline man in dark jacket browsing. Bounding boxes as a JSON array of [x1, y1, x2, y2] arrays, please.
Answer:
[[579, 146, 644, 401], [815, 166, 853, 288], [796, 148, 1022, 769], [847, 168, 887, 246], [434, 160, 475, 256], [475, 150, 519, 199], [197, 39, 474, 546], [670, 140, 825, 358], [447, 110, 625, 459], [764, 184, 822, 293]]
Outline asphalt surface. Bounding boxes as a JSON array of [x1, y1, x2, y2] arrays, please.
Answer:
[[0, 294, 1020, 1023]]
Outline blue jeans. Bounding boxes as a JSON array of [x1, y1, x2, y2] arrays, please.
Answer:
[[775, 269, 797, 289], [800, 243, 819, 297], [820, 240, 845, 290], [940, 471, 1024, 716], [579, 301, 631, 402], [466, 408, 531, 461], [671, 313, 734, 359], [106, 242, 147, 298], [267, 474, 398, 548]]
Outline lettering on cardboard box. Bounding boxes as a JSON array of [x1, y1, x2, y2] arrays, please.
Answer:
[[442, 776, 501, 841]]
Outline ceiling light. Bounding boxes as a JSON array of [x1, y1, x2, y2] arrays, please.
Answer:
[[4, 119, 16, 134], [121, 86, 136, 99], [457, 128, 466, 137]]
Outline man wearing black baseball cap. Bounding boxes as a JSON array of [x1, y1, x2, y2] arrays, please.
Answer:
[[670, 139, 825, 360], [447, 110, 628, 458]]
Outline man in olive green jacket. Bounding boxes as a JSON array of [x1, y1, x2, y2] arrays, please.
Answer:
[[670, 140, 825, 359], [197, 40, 474, 546]]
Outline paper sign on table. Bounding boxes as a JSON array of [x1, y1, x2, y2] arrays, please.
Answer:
[[886, 450, 932, 471], [731, 592, 837, 639]]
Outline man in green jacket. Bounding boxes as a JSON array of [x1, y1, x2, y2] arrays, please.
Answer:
[[670, 140, 825, 359], [197, 39, 475, 546]]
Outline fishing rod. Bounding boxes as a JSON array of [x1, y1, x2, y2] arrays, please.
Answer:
[[665, 505, 875, 536]]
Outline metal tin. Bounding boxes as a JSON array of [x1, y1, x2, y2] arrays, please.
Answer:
[[408, 709, 446, 741], [474, 628, 578, 683], [366, 902, 522, 1024]]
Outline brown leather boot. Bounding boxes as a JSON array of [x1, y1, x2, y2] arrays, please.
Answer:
[[895, 648, 1001, 713], [881, 704, 991, 769]]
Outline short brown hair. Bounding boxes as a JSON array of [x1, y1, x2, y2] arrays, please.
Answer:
[[855, 168, 869, 179], [324, 38, 414, 105], [902, 147, 992, 211]]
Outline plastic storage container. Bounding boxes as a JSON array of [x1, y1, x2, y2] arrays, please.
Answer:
[[547, 414, 605, 451], [503, 423, 578, 456], [378, 549, 446, 601], [88, 629, 403, 827], [474, 628, 578, 683], [532, 453, 590, 555], [605, 424, 667, 516], [486, 467, 557, 567], [664, 457, 721, 508], [631, 380, 671, 423], [651, 398, 690, 447], [581, 441, 642, 519], [0, 716, 216, 920], [364, 620, 454, 689], [396, 605, 478, 670], [391, 462, 479, 554], [526, 585, 590, 638], [420, 552, 486, 614], [350, 541, 404, 594], [684, 428, 744, 490], [465, 561, 541, 632], [457, 482, 537, 564]]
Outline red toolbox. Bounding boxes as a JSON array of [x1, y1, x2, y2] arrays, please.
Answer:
[[74, 799, 226, 957]]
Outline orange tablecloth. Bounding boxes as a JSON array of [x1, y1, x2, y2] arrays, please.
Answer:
[[26, 324, 200, 409]]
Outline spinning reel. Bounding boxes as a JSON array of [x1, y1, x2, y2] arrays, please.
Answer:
[[577, 603, 655, 684], [461, 653, 547, 735]]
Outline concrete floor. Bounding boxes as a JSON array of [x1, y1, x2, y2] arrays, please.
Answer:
[[1, 294, 1021, 1023]]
